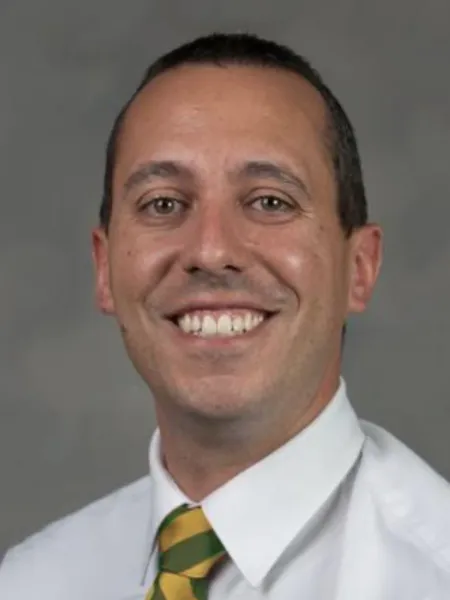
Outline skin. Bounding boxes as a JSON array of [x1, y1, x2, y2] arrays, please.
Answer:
[[92, 64, 382, 501]]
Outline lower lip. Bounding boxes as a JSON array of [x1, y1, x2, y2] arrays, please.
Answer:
[[165, 316, 273, 348]]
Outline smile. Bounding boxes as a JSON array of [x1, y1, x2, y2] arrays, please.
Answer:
[[175, 310, 268, 337]]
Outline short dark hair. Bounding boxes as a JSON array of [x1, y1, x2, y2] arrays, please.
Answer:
[[100, 33, 368, 235]]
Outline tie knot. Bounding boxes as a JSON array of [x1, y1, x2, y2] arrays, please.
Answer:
[[157, 504, 227, 579]]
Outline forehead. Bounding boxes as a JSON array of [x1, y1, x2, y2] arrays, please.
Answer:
[[115, 64, 332, 184]]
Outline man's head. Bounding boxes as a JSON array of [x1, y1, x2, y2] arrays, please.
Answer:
[[93, 33, 381, 439]]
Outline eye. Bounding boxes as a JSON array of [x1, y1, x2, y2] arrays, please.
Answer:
[[249, 195, 294, 212], [140, 196, 186, 216]]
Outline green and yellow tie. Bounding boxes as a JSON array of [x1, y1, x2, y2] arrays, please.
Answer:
[[145, 504, 227, 600]]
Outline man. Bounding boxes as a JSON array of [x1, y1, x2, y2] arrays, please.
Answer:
[[1, 32, 449, 599]]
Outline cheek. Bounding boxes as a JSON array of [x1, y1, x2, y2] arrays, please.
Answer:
[[269, 229, 330, 297], [108, 232, 167, 304]]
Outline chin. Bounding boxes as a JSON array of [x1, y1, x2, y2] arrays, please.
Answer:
[[173, 380, 264, 422]]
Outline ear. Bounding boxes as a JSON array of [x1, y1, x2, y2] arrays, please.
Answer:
[[347, 224, 383, 314], [92, 227, 115, 315]]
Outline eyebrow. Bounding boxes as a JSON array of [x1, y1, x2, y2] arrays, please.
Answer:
[[123, 159, 309, 197], [123, 160, 193, 193], [233, 160, 310, 197]]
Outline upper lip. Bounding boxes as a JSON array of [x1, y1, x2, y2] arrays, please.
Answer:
[[164, 297, 276, 319]]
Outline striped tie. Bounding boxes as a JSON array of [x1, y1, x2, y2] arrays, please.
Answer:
[[146, 504, 227, 600]]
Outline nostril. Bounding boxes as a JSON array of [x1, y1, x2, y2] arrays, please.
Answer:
[[184, 264, 240, 275]]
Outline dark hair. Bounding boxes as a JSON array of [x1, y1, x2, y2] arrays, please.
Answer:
[[100, 33, 368, 235]]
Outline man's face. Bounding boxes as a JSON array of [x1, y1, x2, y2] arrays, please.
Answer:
[[93, 65, 380, 427]]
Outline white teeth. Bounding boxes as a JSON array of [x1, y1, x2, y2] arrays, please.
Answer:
[[191, 315, 201, 332], [244, 312, 253, 331], [176, 310, 267, 336], [217, 314, 233, 335], [201, 315, 217, 336], [179, 314, 191, 333], [232, 315, 244, 333], [252, 313, 264, 326]]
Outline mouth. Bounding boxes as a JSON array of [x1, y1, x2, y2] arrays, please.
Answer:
[[165, 308, 276, 340]]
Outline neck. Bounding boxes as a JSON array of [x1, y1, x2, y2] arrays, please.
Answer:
[[154, 373, 340, 502]]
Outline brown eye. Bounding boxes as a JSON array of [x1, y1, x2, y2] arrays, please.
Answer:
[[251, 195, 293, 212], [141, 196, 186, 216]]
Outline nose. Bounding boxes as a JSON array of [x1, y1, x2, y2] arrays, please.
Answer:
[[180, 200, 249, 276]]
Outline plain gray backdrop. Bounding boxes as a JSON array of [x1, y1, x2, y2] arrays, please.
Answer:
[[1, 0, 449, 555]]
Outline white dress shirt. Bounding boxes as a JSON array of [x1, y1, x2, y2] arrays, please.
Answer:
[[1, 380, 450, 599]]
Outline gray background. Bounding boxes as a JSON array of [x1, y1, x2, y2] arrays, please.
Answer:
[[1, 0, 449, 555]]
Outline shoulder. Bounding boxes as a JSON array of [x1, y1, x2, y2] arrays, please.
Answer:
[[360, 420, 450, 576], [0, 476, 151, 600]]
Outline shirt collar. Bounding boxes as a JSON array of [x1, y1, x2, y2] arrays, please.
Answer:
[[143, 379, 365, 587]]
